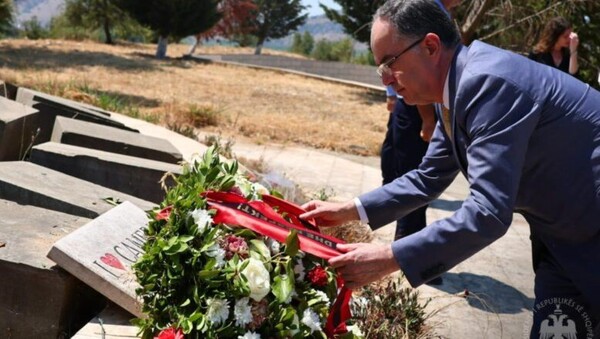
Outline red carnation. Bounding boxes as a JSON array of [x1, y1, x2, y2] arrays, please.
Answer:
[[155, 327, 184, 339], [155, 206, 173, 221], [307, 265, 329, 287], [220, 234, 249, 260]]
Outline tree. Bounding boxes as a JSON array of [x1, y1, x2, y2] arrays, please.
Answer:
[[114, 0, 222, 58], [247, 0, 308, 55], [290, 31, 314, 55], [188, 0, 257, 55], [0, 0, 13, 36], [63, 0, 136, 44], [321, 0, 384, 45], [454, 0, 600, 88]]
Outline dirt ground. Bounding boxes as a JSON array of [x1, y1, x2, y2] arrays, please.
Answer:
[[0, 39, 387, 156]]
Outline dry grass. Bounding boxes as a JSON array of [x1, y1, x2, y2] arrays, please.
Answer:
[[0, 39, 386, 156]]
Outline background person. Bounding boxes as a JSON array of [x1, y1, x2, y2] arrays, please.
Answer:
[[529, 16, 579, 77]]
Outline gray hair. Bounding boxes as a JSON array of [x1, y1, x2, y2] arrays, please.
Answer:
[[374, 0, 461, 48]]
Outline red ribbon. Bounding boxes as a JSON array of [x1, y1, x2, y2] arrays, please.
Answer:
[[202, 191, 351, 337]]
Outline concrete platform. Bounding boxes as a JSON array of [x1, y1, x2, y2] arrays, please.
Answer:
[[0, 161, 155, 218], [30, 142, 181, 203], [51, 116, 183, 164]]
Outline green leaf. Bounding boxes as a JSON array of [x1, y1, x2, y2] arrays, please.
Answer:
[[285, 229, 299, 257], [249, 239, 271, 262], [272, 275, 293, 303], [198, 270, 219, 279]]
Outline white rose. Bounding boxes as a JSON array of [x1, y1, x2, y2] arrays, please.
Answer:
[[242, 258, 270, 301]]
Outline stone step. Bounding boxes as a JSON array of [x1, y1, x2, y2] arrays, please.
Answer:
[[0, 96, 40, 161], [52, 116, 183, 164], [15, 87, 138, 144], [72, 303, 139, 339], [0, 161, 155, 218], [0, 199, 106, 338], [30, 142, 181, 203]]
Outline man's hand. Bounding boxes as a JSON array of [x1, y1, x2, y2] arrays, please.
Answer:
[[300, 200, 359, 227], [329, 243, 400, 289]]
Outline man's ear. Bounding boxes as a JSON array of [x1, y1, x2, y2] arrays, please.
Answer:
[[423, 33, 442, 57]]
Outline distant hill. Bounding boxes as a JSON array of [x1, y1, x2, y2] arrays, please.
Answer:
[[13, 0, 64, 26], [265, 14, 367, 52]]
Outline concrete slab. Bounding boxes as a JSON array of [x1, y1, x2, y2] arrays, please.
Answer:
[[0, 96, 40, 161], [108, 111, 209, 163], [51, 116, 183, 164], [0, 161, 155, 218], [0, 199, 106, 338], [30, 142, 181, 203], [15, 87, 138, 143], [47, 201, 148, 318], [0, 80, 18, 100], [72, 303, 138, 339]]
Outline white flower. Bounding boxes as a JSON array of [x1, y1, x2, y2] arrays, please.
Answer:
[[251, 182, 269, 195], [190, 208, 213, 233], [347, 325, 364, 337], [206, 298, 229, 325], [242, 258, 271, 301], [206, 243, 226, 268], [238, 331, 261, 339], [301, 308, 322, 333], [234, 174, 253, 197], [313, 290, 330, 308], [234, 297, 253, 327], [264, 237, 280, 255], [294, 260, 305, 281]]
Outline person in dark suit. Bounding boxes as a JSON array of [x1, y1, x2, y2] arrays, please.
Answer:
[[529, 16, 579, 77], [300, 0, 600, 336]]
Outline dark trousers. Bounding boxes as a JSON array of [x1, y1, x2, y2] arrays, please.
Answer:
[[380, 98, 430, 240], [529, 232, 600, 339]]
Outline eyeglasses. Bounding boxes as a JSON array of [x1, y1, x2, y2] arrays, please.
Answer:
[[376, 37, 425, 77]]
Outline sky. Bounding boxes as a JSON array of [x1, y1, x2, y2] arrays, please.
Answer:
[[302, 0, 341, 17]]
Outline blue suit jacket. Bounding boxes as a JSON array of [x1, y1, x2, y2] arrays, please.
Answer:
[[359, 41, 600, 287]]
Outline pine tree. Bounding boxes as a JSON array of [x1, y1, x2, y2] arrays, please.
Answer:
[[247, 0, 308, 55], [63, 0, 134, 44], [113, 0, 222, 58], [0, 0, 13, 36]]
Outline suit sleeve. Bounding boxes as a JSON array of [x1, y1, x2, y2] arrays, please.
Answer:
[[386, 73, 540, 287], [359, 116, 460, 228]]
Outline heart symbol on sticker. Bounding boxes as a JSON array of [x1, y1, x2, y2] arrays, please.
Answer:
[[100, 253, 125, 270]]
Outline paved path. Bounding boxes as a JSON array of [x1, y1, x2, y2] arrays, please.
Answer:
[[228, 139, 535, 339], [101, 107, 535, 338]]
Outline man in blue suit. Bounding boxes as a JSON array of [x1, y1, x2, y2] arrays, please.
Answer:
[[300, 0, 600, 336]]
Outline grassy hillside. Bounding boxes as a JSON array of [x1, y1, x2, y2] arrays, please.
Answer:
[[0, 39, 387, 156]]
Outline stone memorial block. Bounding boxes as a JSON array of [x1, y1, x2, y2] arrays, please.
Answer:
[[15, 87, 138, 143], [0, 199, 106, 338], [0, 96, 40, 161], [48, 201, 149, 318], [0, 80, 18, 100], [0, 161, 155, 218], [52, 116, 183, 163], [30, 142, 181, 203]]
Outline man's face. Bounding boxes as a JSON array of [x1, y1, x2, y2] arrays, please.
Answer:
[[371, 18, 436, 105]]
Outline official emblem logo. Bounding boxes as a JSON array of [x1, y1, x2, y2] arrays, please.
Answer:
[[523, 297, 595, 339], [539, 305, 576, 339]]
